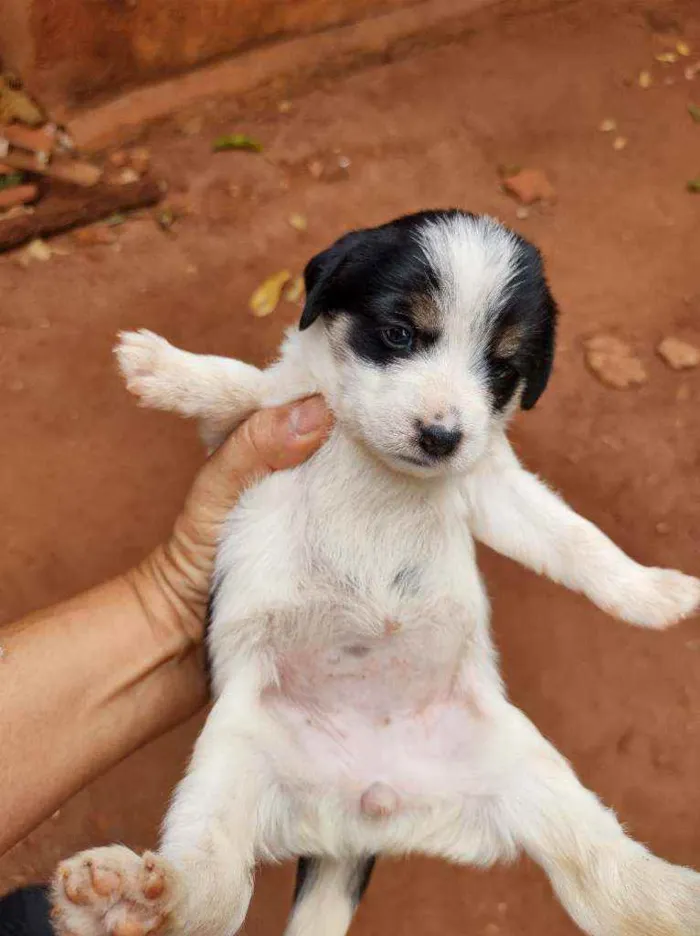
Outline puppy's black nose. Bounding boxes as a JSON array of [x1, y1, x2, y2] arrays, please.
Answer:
[[417, 423, 463, 458]]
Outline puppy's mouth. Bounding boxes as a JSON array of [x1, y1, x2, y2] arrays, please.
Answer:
[[397, 453, 435, 468]]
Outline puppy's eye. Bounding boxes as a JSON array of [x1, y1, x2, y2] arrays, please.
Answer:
[[380, 324, 414, 351]]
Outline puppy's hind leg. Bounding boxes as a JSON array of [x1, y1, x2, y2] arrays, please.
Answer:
[[490, 705, 700, 936], [283, 857, 376, 936]]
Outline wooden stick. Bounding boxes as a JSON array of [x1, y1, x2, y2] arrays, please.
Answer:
[[0, 176, 162, 252]]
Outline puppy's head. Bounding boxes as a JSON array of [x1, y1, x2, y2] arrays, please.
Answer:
[[300, 209, 557, 476]]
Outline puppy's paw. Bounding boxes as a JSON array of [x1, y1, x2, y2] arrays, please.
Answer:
[[610, 856, 700, 936], [616, 567, 700, 629], [52, 846, 177, 936], [115, 330, 188, 411]]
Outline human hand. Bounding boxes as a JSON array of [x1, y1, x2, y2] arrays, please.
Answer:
[[126, 396, 332, 649]]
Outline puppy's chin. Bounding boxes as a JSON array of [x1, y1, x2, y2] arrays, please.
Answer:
[[374, 447, 466, 480]]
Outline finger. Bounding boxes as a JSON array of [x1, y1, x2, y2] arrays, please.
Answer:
[[190, 396, 333, 513]]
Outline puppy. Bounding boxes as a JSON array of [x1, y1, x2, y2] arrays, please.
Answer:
[[52, 210, 700, 936]]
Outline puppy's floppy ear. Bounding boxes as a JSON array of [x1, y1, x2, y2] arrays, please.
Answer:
[[520, 285, 558, 410], [299, 231, 360, 331]]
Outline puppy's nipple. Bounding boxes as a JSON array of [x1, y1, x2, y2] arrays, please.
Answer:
[[360, 782, 399, 818]]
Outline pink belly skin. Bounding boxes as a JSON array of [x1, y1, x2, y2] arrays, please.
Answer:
[[263, 640, 499, 808]]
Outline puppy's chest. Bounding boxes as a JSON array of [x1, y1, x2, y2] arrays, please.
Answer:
[[270, 538, 486, 717]]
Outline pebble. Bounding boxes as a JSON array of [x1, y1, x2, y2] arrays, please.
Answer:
[[584, 335, 647, 389], [657, 336, 700, 370]]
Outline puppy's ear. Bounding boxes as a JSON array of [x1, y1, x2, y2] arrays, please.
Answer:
[[299, 232, 359, 331], [520, 285, 558, 410]]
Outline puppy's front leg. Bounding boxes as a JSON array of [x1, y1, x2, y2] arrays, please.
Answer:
[[462, 434, 700, 629], [52, 666, 275, 936], [115, 330, 266, 449]]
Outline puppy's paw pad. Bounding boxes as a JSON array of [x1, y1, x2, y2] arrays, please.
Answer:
[[52, 847, 173, 936]]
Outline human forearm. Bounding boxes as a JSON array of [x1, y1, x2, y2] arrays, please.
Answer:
[[0, 565, 206, 855]]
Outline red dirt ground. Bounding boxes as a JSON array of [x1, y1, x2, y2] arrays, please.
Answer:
[[1, 1, 699, 933]]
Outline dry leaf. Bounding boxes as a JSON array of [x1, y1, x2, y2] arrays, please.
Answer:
[[655, 52, 678, 64], [688, 103, 700, 122], [657, 337, 700, 370], [250, 270, 291, 317], [284, 275, 305, 303], [288, 213, 308, 232], [0, 76, 44, 126], [24, 239, 52, 263], [598, 118, 617, 132], [613, 135, 628, 151], [213, 134, 263, 153], [687, 177, 700, 192], [584, 335, 647, 389], [638, 70, 653, 89], [677, 40, 691, 57]]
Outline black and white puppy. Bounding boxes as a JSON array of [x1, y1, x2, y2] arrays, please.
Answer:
[[52, 210, 700, 936]]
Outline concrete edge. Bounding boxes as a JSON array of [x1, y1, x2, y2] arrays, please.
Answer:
[[67, 0, 505, 151]]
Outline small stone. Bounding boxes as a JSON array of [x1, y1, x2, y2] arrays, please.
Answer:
[[612, 135, 628, 151], [657, 337, 700, 370], [117, 167, 140, 185], [638, 70, 653, 89], [655, 521, 670, 535], [277, 100, 292, 113], [37, 316, 51, 329], [684, 62, 700, 81], [178, 115, 204, 136], [308, 159, 324, 179], [677, 40, 691, 57], [127, 146, 151, 174], [584, 335, 647, 389], [515, 205, 530, 220], [74, 225, 117, 246], [108, 150, 128, 168], [599, 118, 617, 132], [502, 168, 556, 205], [497, 903, 508, 915]]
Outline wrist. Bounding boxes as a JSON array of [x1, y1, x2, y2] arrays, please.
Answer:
[[125, 536, 209, 655]]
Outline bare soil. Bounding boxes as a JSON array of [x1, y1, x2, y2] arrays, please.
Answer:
[[1, 1, 699, 933]]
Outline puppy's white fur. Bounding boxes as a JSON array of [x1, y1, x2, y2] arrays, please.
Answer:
[[53, 214, 700, 936]]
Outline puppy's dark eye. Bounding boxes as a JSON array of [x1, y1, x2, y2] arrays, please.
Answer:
[[380, 324, 414, 351]]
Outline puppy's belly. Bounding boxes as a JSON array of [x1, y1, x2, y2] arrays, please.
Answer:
[[264, 642, 498, 804]]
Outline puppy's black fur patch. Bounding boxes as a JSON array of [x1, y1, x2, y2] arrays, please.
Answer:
[[487, 237, 558, 411], [300, 209, 557, 411], [300, 213, 444, 367], [292, 856, 376, 908]]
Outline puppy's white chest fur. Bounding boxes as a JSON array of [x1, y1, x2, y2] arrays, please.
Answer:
[[210, 431, 493, 808]]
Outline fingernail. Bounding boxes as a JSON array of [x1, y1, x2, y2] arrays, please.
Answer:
[[288, 396, 328, 437]]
